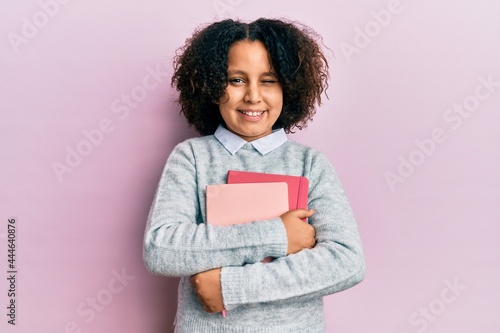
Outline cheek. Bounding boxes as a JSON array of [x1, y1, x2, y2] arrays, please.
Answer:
[[224, 86, 242, 98], [218, 103, 229, 118], [218, 99, 236, 121], [271, 90, 283, 109], [218, 91, 231, 105]]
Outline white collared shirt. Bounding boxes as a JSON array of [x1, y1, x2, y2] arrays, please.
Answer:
[[214, 124, 288, 155]]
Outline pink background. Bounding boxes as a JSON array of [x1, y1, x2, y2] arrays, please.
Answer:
[[1, 1, 499, 332]]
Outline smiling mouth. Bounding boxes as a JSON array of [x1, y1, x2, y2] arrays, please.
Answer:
[[238, 110, 266, 117]]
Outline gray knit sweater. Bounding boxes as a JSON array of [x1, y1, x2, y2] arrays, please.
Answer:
[[144, 133, 365, 333]]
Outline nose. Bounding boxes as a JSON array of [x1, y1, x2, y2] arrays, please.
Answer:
[[244, 82, 261, 104]]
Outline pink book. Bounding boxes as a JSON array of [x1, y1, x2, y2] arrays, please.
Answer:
[[227, 170, 308, 211], [206, 182, 289, 225]]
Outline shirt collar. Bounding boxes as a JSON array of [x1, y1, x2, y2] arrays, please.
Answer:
[[214, 125, 288, 155]]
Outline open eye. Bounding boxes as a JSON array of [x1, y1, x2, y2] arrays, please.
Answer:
[[229, 78, 245, 85]]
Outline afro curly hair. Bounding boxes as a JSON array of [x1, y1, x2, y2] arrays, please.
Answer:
[[171, 18, 329, 136]]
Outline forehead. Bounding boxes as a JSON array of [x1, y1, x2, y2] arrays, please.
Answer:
[[227, 40, 273, 71]]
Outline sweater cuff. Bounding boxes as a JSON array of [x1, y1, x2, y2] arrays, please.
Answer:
[[220, 217, 287, 310], [256, 217, 288, 258], [220, 265, 249, 310]]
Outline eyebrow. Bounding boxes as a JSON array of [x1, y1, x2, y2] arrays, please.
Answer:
[[227, 70, 277, 77]]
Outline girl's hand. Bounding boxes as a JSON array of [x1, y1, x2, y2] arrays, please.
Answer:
[[280, 209, 316, 255], [190, 268, 224, 313]]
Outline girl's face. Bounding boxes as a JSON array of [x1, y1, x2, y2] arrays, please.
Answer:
[[219, 40, 283, 142]]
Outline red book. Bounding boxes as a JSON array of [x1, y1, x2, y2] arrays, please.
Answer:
[[227, 170, 308, 211]]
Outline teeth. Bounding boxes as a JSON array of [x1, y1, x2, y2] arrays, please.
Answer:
[[240, 111, 264, 117]]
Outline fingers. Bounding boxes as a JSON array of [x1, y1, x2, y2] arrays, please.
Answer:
[[281, 208, 315, 221], [301, 208, 315, 219], [291, 208, 315, 219], [190, 269, 224, 313], [191, 275, 212, 311], [203, 304, 219, 313], [189, 274, 200, 289], [282, 209, 317, 255]]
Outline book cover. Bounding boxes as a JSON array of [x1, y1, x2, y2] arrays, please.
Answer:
[[227, 170, 308, 211], [206, 182, 289, 225]]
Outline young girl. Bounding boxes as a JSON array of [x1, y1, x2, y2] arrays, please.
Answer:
[[144, 18, 365, 333]]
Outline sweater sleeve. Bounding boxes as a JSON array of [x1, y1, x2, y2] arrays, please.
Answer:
[[220, 152, 366, 310], [143, 141, 288, 276]]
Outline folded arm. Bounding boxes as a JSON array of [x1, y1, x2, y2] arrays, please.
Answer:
[[143, 142, 289, 276], [220, 153, 366, 310]]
